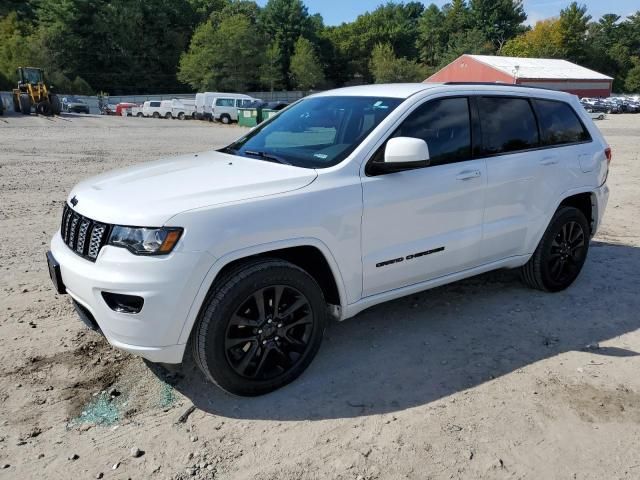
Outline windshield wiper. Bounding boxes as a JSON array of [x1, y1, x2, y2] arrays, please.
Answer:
[[244, 150, 292, 165]]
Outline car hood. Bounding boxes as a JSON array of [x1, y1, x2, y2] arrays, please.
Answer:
[[68, 151, 318, 226]]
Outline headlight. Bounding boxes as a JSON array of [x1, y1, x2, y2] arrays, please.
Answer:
[[108, 226, 183, 255]]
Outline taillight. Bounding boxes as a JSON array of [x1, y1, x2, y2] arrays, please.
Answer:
[[604, 146, 612, 164]]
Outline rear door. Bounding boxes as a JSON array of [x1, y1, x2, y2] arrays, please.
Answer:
[[476, 96, 574, 262], [361, 96, 487, 297]]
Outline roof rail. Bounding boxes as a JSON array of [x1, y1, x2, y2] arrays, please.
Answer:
[[442, 82, 553, 91]]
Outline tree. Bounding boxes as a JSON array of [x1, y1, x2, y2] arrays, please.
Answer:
[[370, 43, 428, 83], [469, 0, 527, 51], [416, 4, 447, 67], [439, 28, 494, 67], [626, 57, 640, 92], [502, 19, 565, 58], [289, 36, 324, 90], [179, 13, 263, 91], [328, 2, 424, 81], [260, 0, 315, 88], [559, 2, 591, 64], [260, 41, 284, 91]]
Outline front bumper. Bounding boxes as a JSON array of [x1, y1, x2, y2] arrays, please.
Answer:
[[51, 231, 215, 363]]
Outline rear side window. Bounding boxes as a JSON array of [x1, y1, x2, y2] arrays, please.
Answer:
[[533, 99, 590, 146], [150, 102, 161, 107], [393, 97, 471, 166], [216, 98, 235, 107], [477, 97, 539, 155]]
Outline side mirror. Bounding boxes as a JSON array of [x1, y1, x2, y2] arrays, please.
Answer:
[[370, 137, 430, 175]]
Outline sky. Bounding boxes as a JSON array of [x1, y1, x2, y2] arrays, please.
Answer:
[[255, 0, 639, 27]]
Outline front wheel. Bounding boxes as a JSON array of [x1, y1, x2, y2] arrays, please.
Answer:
[[520, 206, 590, 292], [192, 259, 327, 396]]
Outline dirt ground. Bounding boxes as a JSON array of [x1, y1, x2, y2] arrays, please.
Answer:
[[0, 112, 639, 480]]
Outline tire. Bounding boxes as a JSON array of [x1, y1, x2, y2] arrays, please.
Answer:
[[19, 94, 32, 115], [520, 206, 590, 292], [192, 259, 327, 396], [177, 112, 185, 120], [36, 101, 52, 116], [165, 112, 172, 119], [152, 112, 160, 119], [220, 114, 231, 124], [136, 112, 143, 117], [50, 94, 62, 115]]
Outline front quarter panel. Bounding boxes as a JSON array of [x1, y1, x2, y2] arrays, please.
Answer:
[[167, 165, 364, 343]]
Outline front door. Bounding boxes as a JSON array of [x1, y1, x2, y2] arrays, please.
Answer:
[[361, 96, 487, 297]]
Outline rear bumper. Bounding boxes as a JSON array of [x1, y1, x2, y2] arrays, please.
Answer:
[[593, 182, 609, 235], [51, 231, 215, 363]]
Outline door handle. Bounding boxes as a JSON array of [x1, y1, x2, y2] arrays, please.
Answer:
[[456, 170, 481, 181], [540, 157, 559, 166]]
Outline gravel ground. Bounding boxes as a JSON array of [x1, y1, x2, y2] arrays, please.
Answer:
[[0, 112, 639, 480]]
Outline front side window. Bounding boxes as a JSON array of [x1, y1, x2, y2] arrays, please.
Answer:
[[223, 96, 402, 169], [216, 98, 235, 107], [391, 97, 471, 166], [533, 99, 590, 146], [150, 102, 161, 107], [478, 97, 539, 155]]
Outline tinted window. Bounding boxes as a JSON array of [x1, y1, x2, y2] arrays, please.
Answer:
[[216, 98, 235, 107], [533, 99, 590, 146], [150, 102, 161, 107], [393, 97, 471, 166], [478, 97, 539, 155]]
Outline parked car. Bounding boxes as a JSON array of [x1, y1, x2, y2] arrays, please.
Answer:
[[211, 94, 255, 123], [195, 92, 225, 121], [142, 100, 173, 119], [63, 97, 90, 114], [171, 99, 196, 120], [47, 83, 610, 396], [115, 102, 138, 116], [581, 99, 619, 114]]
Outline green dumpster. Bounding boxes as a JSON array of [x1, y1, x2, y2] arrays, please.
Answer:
[[261, 109, 278, 121], [238, 107, 259, 127]]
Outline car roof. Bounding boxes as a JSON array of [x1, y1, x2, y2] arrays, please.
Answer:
[[312, 82, 576, 101]]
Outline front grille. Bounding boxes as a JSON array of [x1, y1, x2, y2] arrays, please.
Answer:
[[60, 204, 111, 262]]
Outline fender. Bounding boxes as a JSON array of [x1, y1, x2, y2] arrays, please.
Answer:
[[176, 237, 349, 345], [526, 185, 599, 255]]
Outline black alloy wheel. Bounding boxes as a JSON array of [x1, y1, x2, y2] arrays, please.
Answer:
[[192, 259, 327, 396], [520, 206, 590, 292], [224, 285, 313, 380], [546, 220, 586, 285]]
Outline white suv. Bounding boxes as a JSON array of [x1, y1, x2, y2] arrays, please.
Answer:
[[47, 83, 610, 395]]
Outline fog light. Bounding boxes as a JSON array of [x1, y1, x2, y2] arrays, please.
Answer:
[[101, 292, 144, 314]]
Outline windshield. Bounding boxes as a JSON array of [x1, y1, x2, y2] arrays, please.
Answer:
[[223, 96, 403, 168]]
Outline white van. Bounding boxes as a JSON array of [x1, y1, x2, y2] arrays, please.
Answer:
[[195, 92, 225, 120], [142, 100, 173, 119], [171, 99, 196, 120], [212, 94, 255, 124]]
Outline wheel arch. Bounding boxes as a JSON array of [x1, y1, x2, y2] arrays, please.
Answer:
[[556, 190, 596, 236], [177, 238, 348, 345]]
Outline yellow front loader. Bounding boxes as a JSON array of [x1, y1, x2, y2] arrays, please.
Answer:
[[12, 67, 61, 116]]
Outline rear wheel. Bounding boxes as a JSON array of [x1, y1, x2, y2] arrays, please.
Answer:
[[36, 100, 52, 116], [136, 112, 143, 117], [165, 112, 172, 119], [19, 94, 32, 115], [152, 112, 160, 119], [192, 259, 327, 396], [177, 112, 185, 120], [50, 94, 62, 115], [520, 207, 590, 292], [220, 114, 231, 124]]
